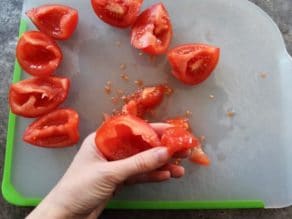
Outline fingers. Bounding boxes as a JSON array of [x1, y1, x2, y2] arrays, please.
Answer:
[[125, 163, 185, 185], [125, 171, 171, 185], [150, 123, 173, 136], [111, 147, 170, 180], [159, 164, 185, 178]]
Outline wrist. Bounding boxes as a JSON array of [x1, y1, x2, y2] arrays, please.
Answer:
[[27, 187, 76, 219]]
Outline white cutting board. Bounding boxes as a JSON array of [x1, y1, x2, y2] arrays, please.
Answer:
[[9, 0, 292, 208]]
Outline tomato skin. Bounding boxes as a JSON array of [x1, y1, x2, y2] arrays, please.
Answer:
[[9, 76, 70, 118], [26, 4, 78, 40], [23, 109, 80, 147], [16, 31, 62, 77], [167, 44, 220, 85], [131, 3, 172, 55], [91, 0, 143, 28], [190, 146, 210, 166], [161, 127, 200, 156], [95, 115, 161, 160]]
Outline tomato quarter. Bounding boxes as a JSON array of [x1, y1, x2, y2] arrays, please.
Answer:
[[131, 3, 172, 55], [26, 4, 78, 40], [16, 31, 62, 77], [91, 0, 143, 28], [23, 109, 80, 147], [161, 127, 200, 156], [167, 44, 220, 85], [9, 76, 70, 118], [95, 115, 161, 160], [122, 85, 165, 117]]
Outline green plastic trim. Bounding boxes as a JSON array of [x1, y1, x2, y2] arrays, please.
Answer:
[[1, 19, 265, 209], [107, 200, 264, 209], [1, 19, 41, 206]]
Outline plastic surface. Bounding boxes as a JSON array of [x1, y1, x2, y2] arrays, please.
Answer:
[[3, 0, 292, 208]]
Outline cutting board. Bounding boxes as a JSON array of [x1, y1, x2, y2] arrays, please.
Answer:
[[3, 0, 292, 209]]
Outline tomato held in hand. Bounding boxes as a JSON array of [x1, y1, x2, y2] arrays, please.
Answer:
[[26, 4, 78, 40], [23, 109, 80, 147], [9, 76, 70, 118], [95, 115, 161, 160], [161, 127, 200, 156], [131, 3, 172, 55], [16, 31, 62, 77], [167, 44, 220, 85], [91, 0, 143, 28], [190, 146, 210, 166], [122, 85, 165, 117], [166, 117, 190, 130]]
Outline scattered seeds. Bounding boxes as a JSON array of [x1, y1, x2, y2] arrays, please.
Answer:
[[259, 72, 267, 79], [116, 89, 124, 96], [134, 80, 144, 87], [120, 73, 129, 81], [209, 94, 215, 99], [121, 95, 128, 102], [163, 84, 174, 96], [104, 81, 112, 94], [111, 97, 119, 104], [138, 52, 143, 56], [185, 110, 192, 117], [119, 63, 126, 70], [226, 110, 235, 118], [174, 159, 182, 165]]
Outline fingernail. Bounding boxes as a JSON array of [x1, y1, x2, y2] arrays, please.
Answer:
[[155, 147, 169, 163]]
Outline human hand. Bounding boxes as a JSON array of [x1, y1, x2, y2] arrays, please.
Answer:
[[27, 123, 188, 219]]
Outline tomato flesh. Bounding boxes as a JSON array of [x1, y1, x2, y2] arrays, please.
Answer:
[[91, 0, 143, 28], [16, 31, 62, 77], [131, 3, 172, 55], [190, 146, 210, 166], [26, 4, 78, 40], [122, 85, 165, 117], [23, 109, 80, 147], [166, 117, 190, 130], [95, 115, 161, 160], [161, 127, 200, 156], [9, 77, 70, 118], [167, 44, 220, 85]]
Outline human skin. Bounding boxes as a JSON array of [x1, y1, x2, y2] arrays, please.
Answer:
[[27, 123, 187, 219]]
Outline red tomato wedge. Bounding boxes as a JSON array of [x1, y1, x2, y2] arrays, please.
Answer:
[[91, 0, 143, 28], [16, 31, 62, 77], [161, 127, 200, 156], [95, 115, 161, 160], [23, 109, 80, 147], [190, 146, 210, 166], [166, 117, 190, 130], [26, 5, 78, 40], [139, 85, 164, 109], [131, 3, 172, 55], [122, 85, 164, 117], [9, 77, 70, 118], [167, 44, 220, 85]]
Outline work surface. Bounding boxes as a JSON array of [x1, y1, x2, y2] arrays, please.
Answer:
[[1, 0, 292, 218]]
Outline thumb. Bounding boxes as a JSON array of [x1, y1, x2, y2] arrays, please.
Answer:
[[110, 147, 170, 180]]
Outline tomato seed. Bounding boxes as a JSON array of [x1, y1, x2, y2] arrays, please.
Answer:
[[134, 80, 144, 87]]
